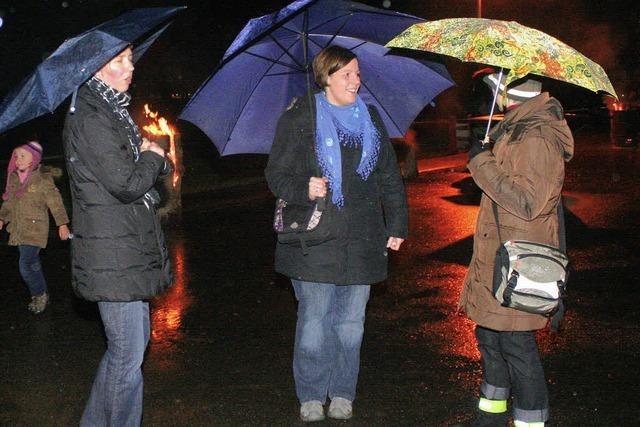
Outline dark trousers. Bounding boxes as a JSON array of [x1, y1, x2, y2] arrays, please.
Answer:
[[475, 326, 549, 425]]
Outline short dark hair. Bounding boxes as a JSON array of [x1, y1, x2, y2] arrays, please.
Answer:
[[312, 45, 357, 88]]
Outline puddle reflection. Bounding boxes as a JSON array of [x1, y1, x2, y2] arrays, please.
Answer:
[[414, 264, 481, 362], [407, 178, 481, 361], [151, 237, 193, 345]]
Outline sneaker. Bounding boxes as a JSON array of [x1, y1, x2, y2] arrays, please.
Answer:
[[28, 292, 49, 314], [327, 397, 352, 420], [300, 400, 324, 422]]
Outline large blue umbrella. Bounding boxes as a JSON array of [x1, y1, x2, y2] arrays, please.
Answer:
[[0, 6, 185, 135], [179, 0, 453, 156]]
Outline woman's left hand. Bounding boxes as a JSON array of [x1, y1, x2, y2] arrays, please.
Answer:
[[59, 224, 71, 240], [141, 137, 152, 152], [386, 237, 404, 251]]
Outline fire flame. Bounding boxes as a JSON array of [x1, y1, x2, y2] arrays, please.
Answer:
[[142, 104, 180, 187]]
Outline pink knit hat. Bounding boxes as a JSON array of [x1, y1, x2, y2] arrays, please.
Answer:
[[3, 141, 43, 200]]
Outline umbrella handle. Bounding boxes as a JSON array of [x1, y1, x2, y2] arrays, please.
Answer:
[[69, 88, 78, 114], [483, 67, 504, 145]]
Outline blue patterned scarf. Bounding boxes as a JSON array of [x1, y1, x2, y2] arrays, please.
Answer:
[[315, 93, 380, 208]]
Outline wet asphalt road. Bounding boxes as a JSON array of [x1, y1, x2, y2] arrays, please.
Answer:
[[1, 128, 639, 426]]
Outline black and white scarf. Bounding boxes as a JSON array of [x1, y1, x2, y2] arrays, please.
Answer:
[[87, 76, 160, 210]]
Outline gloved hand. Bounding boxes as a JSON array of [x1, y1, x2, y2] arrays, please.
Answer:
[[468, 139, 488, 162]]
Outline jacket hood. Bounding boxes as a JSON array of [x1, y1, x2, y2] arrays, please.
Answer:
[[491, 92, 574, 161]]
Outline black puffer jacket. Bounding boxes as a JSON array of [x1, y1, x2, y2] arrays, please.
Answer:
[[265, 96, 408, 285], [63, 85, 172, 301]]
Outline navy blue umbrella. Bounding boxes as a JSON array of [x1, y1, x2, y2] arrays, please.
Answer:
[[0, 6, 185, 135], [179, 0, 453, 156]]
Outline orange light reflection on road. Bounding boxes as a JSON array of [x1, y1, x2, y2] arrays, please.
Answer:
[[416, 265, 481, 362], [407, 177, 482, 361], [151, 238, 192, 345]]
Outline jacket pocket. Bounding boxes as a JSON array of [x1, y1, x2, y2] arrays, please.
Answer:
[[26, 217, 48, 238]]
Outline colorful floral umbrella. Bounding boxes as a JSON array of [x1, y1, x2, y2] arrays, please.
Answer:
[[386, 18, 617, 98]]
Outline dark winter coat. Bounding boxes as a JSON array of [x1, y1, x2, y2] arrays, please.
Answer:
[[0, 168, 69, 248], [62, 84, 172, 302], [459, 93, 574, 331], [265, 95, 408, 285]]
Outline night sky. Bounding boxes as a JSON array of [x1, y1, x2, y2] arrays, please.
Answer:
[[0, 0, 638, 146]]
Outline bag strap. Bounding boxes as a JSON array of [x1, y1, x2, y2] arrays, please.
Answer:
[[301, 88, 327, 212], [491, 200, 503, 245], [491, 198, 565, 250], [557, 200, 566, 252], [551, 197, 567, 331]]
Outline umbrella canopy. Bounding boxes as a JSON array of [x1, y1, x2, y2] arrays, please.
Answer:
[[179, 0, 453, 156], [0, 6, 185, 135], [386, 18, 617, 98]]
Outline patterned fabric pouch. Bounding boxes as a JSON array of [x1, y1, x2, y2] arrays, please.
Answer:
[[273, 197, 335, 254]]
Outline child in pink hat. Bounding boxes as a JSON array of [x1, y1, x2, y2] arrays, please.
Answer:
[[0, 141, 71, 314]]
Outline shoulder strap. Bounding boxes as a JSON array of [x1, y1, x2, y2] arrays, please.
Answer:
[[550, 196, 567, 331], [492, 197, 565, 248], [557, 199, 566, 252], [491, 200, 503, 244], [304, 89, 326, 211]]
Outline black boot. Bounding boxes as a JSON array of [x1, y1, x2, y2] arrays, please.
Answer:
[[470, 410, 509, 427]]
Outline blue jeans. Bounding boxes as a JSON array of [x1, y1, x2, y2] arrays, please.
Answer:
[[81, 301, 150, 427], [292, 280, 371, 404], [18, 245, 47, 296]]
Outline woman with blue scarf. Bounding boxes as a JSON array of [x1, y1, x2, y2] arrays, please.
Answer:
[[266, 46, 408, 422]]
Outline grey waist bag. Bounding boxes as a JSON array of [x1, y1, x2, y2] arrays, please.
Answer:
[[493, 240, 569, 316], [491, 202, 569, 316]]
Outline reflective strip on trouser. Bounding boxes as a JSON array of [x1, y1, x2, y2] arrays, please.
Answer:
[[514, 421, 545, 427], [478, 397, 507, 414], [514, 407, 550, 424]]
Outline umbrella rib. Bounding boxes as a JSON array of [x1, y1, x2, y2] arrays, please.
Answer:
[[221, 1, 318, 63], [222, 45, 305, 153], [188, 32, 303, 106], [244, 51, 304, 72], [306, 36, 328, 51], [359, 79, 402, 135], [317, 13, 353, 48], [349, 40, 367, 51], [265, 70, 306, 77], [268, 33, 305, 69], [306, 35, 366, 55], [279, 23, 303, 36]]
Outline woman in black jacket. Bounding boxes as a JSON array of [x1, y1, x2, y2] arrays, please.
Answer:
[[63, 47, 171, 426], [265, 46, 408, 422]]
